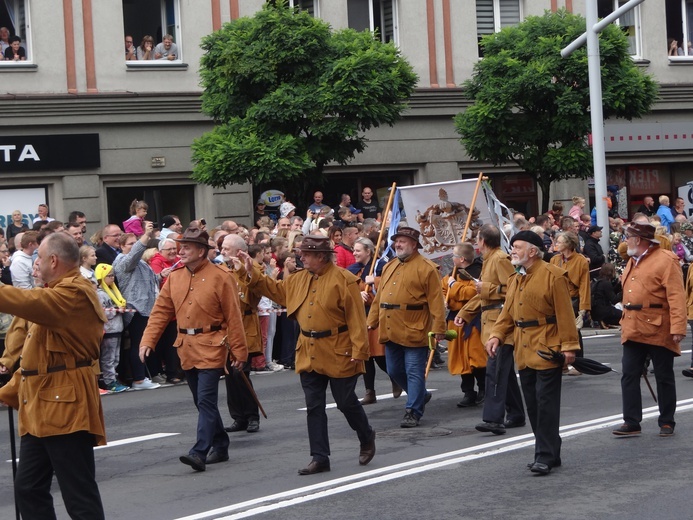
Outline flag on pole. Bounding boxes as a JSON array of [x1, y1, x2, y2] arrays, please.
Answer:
[[481, 180, 514, 252], [380, 187, 401, 262]]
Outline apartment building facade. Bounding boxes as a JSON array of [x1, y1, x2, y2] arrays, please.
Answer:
[[0, 0, 691, 231]]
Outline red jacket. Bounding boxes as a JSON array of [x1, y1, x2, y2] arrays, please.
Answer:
[[335, 243, 355, 268]]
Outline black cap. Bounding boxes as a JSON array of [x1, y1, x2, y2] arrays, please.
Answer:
[[509, 230, 545, 252], [588, 225, 603, 235]]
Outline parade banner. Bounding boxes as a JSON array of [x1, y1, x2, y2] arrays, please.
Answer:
[[399, 179, 491, 259]]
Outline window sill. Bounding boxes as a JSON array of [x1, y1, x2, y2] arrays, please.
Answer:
[[126, 61, 188, 71], [632, 58, 650, 67], [0, 63, 38, 71], [668, 57, 693, 65]]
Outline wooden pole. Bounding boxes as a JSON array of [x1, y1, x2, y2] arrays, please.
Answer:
[[368, 182, 397, 278]]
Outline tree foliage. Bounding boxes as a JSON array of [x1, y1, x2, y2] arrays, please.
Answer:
[[191, 2, 417, 190], [454, 9, 658, 212]]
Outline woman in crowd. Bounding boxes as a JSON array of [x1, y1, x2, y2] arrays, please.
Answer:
[[79, 245, 97, 285], [6, 210, 29, 249], [348, 236, 400, 404], [123, 199, 148, 237], [591, 263, 623, 328], [443, 242, 485, 407], [112, 226, 161, 390], [328, 226, 342, 248], [137, 35, 156, 60], [550, 231, 590, 374], [147, 237, 184, 384]]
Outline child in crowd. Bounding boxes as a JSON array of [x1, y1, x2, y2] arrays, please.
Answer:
[[122, 198, 148, 237], [95, 264, 129, 393], [79, 245, 97, 285]]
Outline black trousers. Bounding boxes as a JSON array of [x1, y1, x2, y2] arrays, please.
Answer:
[[15, 431, 105, 520], [482, 344, 525, 424], [363, 355, 389, 391], [621, 340, 676, 427], [299, 371, 373, 463], [224, 363, 259, 423], [519, 366, 563, 467]]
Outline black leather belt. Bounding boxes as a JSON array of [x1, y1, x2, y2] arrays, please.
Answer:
[[481, 303, 504, 312], [301, 325, 348, 339], [380, 303, 426, 310], [21, 359, 92, 376], [515, 316, 557, 328], [623, 304, 664, 310], [179, 324, 223, 335]]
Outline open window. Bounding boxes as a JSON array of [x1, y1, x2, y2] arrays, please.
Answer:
[[122, 0, 182, 64], [0, 0, 31, 64], [598, 0, 642, 58], [666, 0, 693, 57], [347, 0, 398, 44], [289, 0, 319, 17], [476, 0, 521, 57]]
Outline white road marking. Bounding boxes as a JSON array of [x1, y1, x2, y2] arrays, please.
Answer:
[[95, 432, 180, 450], [297, 389, 437, 411], [6, 432, 180, 463], [583, 334, 616, 339], [176, 398, 693, 520]]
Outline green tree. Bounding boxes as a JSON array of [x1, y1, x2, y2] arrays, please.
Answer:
[[191, 2, 417, 198], [454, 9, 657, 212]]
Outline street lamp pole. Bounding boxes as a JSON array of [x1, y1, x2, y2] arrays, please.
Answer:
[[561, 0, 647, 253]]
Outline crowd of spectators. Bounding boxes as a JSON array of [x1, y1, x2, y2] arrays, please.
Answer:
[[0, 189, 690, 398]]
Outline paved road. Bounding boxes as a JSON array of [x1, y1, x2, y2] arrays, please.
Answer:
[[1, 330, 692, 519]]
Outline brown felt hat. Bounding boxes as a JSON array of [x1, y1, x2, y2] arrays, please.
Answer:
[[625, 222, 659, 245], [300, 235, 334, 253], [390, 226, 423, 249], [174, 226, 211, 249]]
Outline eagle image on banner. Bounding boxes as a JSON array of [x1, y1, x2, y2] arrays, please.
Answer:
[[399, 179, 492, 259]]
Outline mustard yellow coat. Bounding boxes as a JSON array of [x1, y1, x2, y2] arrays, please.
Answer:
[[550, 252, 591, 312], [457, 247, 515, 344], [230, 267, 262, 355], [367, 252, 446, 346], [443, 275, 486, 374], [248, 261, 369, 378], [620, 246, 687, 354], [0, 269, 107, 445], [687, 264, 693, 321], [489, 260, 580, 371], [142, 260, 248, 370]]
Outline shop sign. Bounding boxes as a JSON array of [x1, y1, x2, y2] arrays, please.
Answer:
[[0, 134, 100, 172]]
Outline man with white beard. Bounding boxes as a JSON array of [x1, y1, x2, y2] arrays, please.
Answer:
[[486, 231, 579, 475]]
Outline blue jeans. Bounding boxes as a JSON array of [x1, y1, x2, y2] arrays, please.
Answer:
[[385, 342, 429, 418], [186, 367, 229, 460]]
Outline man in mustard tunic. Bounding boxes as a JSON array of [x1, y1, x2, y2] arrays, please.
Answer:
[[0, 232, 107, 519], [486, 231, 579, 475], [367, 227, 446, 428], [240, 235, 375, 475], [141, 227, 248, 472]]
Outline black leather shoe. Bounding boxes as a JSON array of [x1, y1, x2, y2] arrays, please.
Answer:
[[475, 389, 485, 405], [247, 419, 260, 433], [359, 430, 376, 466], [206, 450, 229, 464], [475, 421, 506, 435], [180, 454, 206, 472], [225, 420, 248, 432], [504, 419, 526, 429], [527, 459, 560, 469], [456, 392, 477, 408], [530, 462, 551, 475], [298, 460, 330, 475]]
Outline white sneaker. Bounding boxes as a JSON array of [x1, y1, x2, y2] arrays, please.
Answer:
[[268, 362, 284, 372], [130, 378, 161, 390]]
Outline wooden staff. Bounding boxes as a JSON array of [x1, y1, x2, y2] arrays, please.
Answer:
[[368, 182, 397, 279]]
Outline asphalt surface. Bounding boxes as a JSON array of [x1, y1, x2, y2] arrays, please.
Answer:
[[1, 328, 692, 520]]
